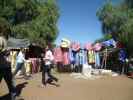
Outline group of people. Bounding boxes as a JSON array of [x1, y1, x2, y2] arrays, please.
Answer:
[[0, 36, 59, 100]]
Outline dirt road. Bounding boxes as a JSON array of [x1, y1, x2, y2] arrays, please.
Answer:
[[0, 73, 133, 100]]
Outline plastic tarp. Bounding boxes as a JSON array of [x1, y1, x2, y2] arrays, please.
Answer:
[[7, 37, 30, 48]]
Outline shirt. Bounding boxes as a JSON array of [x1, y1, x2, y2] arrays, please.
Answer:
[[0, 50, 11, 68], [45, 50, 54, 65], [16, 51, 25, 63]]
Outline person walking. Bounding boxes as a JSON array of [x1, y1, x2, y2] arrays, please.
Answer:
[[0, 36, 16, 100], [41, 45, 58, 87], [13, 48, 28, 79]]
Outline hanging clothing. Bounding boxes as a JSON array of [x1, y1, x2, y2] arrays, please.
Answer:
[[71, 42, 80, 52], [95, 52, 100, 68], [88, 50, 95, 64], [75, 52, 79, 66], [62, 50, 70, 65], [119, 49, 127, 63], [102, 39, 116, 47], [79, 49, 87, 65], [69, 49, 75, 64], [53, 47, 63, 64]]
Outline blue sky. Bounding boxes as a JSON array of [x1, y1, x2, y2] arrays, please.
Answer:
[[55, 0, 120, 45]]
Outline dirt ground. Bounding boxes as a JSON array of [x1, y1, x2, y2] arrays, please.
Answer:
[[0, 72, 133, 100]]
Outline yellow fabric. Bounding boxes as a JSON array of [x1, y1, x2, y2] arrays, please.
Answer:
[[88, 50, 95, 64], [25, 60, 32, 76], [10, 51, 17, 72]]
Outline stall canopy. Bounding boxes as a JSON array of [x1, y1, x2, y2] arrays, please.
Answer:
[[7, 37, 30, 48]]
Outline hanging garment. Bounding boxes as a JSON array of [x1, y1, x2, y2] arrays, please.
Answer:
[[75, 52, 79, 66], [71, 42, 80, 52], [88, 50, 95, 64], [95, 52, 100, 68], [69, 49, 75, 64], [62, 51, 70, 65], [53, 47, 63, 64], [119, 49, 127, 63], [10, 51, 17, 72], [94, 43, 102, 51], [102, 39, 116, 47], [84, 43, 93, 50], [79, 49, 87, 65]]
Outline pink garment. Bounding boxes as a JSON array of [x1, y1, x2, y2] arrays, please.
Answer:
[[71, 42, 80, 51], [84, 43, 93, 50], [62, 51, 70, 65], [30, 58, 39, 73], [94, 43, 102, 51], [53, 47, 63, 64]]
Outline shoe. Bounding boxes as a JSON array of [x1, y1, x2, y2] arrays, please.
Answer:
[[11, 92, 16, 100], [55, 78, 58, 82], [40, 84, 46, 88]]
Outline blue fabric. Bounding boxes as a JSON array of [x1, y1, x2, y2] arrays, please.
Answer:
[[102, 39, 116, 47], [75, 52, 79, 65], [95, 52, 100, 67], [119, 49, 127, 63], [69, 49, 76, 64], [74, 49, 88, 65]]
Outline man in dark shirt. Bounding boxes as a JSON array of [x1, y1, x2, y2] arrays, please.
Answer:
[[0, 36, 16, 100]]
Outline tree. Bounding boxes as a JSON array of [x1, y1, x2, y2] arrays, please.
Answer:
[[95, 34, 112, 43], [0, 0, 59, 46], [97, 0, 133, 57]]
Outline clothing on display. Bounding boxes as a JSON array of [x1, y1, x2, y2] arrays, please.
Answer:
[[88, 50, 95, 64], [95, 52, 100, 68]]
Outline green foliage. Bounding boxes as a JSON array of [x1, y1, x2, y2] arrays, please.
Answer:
[[0, 0, 59, 46], [97, 0, 133, 57], [95, 34, 112, 43]]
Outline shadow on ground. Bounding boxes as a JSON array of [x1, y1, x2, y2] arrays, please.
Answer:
[[0, 82, 28, 100]]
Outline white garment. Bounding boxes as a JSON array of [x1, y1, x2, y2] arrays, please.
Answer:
[[16, 51, 25, 63], [45, 50, 54, 65]]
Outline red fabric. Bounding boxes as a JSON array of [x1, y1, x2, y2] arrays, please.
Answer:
[[30, 58, 39, 73], [53, 47, 63, 63], [62, 51, 70, 65], [116, 42, 124, 48]]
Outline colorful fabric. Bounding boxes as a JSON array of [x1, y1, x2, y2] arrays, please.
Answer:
[[53, 47, 63, 63], [78, 49, 87, 65], [75, 52, 79, 65], [119, 49, 127, 63], [62, 51, 70, 65], [30, 58, 38, 73], [69, 49, 75, 64], [94, 43, 102, 51], [71, 42, 80, 52], [84, 43, 93, 50], [10, 51, 17, 71], [95, 52, 100, 68], [88, 50, 95, 64], [102, 39, 116, 47]]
